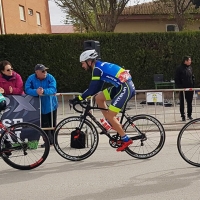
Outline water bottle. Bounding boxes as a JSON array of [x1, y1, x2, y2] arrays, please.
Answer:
[[100, 118, 112, 131]]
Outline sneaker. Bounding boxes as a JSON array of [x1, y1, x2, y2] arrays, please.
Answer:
[[188, 116, 193, 120], [116, 139, 133, 152]]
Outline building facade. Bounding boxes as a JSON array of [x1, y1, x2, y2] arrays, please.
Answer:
[[0, 0, 51, 34], [115, 1, 200, 33], [115, 17, 200, 33]]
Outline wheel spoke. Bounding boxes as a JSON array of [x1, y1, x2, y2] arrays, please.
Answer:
[[177, 118, 200, 167], [0, 122, 50, 170], [54, 117, 99, 161], [124, 115, 165, 159]]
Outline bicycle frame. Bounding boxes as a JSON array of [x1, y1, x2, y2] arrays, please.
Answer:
[[73, 101, 146, 142], [0, 122, 26, 155]]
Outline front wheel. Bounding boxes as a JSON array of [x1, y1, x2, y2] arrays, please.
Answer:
[[177, 118, 200, 167], [54, 116, 99, 161], [123, 114, 165, 159], [0, 122, 50, 170]]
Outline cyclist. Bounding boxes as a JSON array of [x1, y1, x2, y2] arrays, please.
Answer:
[[0, 93, 6, 111], [71, 49, 135, 152], [0, 93, 10, 156]]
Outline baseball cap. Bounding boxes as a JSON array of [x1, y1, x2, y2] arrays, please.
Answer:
[[34, 64, 49, 71]]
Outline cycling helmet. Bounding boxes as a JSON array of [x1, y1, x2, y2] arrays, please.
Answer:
[[80, 50, 98, 62], [0, 100, 6, 112], [0, 94, 6, 112]]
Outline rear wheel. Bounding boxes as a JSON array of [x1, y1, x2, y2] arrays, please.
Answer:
[[177, 118, 200, 167], [123, 114, 165, 159], [54, 116, 99, 161], [0, 122, 50, 170]]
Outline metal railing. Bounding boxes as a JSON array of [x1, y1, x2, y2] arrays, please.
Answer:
[[42, 88, 200, 132]]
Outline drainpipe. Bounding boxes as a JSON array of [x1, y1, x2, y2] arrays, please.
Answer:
[[0, 0, 5, 34]]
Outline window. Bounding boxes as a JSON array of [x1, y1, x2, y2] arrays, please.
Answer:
[[28, 8, 33, 16], [36, 12, 41, 26], [166, 24, 179, 32], [19, 5, 25, 21]]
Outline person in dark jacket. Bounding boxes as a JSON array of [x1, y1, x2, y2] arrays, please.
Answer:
[[175, 56, 194, 121], [25, 64, 58, 146]]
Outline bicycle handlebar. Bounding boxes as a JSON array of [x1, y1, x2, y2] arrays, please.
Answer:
[[68, 100, 88, 113]]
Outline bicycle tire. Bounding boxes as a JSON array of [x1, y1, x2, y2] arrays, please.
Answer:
[[177, 118, 200, 167], [54, 116, 99, 161], [0, 122, 50, 170], [123, 114, 165, 159]]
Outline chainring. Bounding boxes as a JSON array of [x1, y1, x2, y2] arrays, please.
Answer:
[[109, 134, 122, 148]]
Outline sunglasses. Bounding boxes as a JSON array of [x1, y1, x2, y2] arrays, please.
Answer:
[[41, 70, 47, 73], [6, 68, 13, 72]]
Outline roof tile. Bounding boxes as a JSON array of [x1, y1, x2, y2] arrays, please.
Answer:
[[122, 0, 197, 15]]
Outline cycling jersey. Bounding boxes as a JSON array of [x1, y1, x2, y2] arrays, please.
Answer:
[[81, 60, 132, 99]]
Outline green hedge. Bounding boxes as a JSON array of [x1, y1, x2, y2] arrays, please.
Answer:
[[0, 32, 199, 92]]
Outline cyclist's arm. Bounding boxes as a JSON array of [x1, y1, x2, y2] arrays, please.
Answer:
[[81, 80, 104, 100], [80, 68, 104, 100]]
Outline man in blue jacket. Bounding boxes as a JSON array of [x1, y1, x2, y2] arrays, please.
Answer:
[[25, 64, 58, 147]]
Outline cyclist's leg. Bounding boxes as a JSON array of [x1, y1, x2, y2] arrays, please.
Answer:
[[94, 90, 109, 116], [108, 81, 135, 136], [96, 80, 135, 151], [95, 86, 123, 135]]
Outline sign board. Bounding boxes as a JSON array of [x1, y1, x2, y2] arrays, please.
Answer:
[[1, 95, 40, 143], [146, 92, 163, 103]]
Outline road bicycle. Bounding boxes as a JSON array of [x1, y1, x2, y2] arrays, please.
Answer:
[[0, 111, 50, 170], [177, 118, 200, 167], [54, 99, 165, 161]]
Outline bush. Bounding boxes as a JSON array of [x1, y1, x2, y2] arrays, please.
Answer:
[[0, 32, 199, 92]]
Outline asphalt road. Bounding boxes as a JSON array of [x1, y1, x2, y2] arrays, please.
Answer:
[[0, 131, 200, 200]]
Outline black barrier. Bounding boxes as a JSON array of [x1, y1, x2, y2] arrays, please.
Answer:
[[1, 94, 40, 127], [1, 94, 40, 144]]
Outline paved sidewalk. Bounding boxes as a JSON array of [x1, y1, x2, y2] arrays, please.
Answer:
[[1, 131, 200, 200]]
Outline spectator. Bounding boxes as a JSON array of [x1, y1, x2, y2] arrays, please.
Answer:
[[0, 60, 24, 95], [25, 64, 58, 147], [175, 56, 194, 121]]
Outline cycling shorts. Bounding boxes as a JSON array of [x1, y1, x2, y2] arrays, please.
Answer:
[[102, 80, 135, 113]]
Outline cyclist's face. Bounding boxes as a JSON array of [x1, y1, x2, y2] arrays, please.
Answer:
[[81, 60, 92, 71], [81, 61, 88, 70]]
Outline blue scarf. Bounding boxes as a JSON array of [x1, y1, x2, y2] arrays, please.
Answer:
[[2, 73, 13, 81]]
